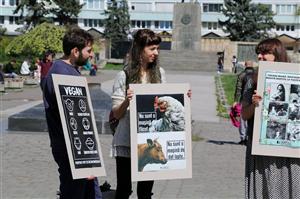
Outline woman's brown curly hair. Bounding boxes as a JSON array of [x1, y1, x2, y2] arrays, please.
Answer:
[[125, 29, 162, 84]]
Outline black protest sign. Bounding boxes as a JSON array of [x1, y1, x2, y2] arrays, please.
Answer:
[[59, 85, 101, 168], [53, 74, 106, 179]]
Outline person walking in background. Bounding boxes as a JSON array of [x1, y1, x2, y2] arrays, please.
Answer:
[[233, 60, 254, 145], [241, 38, 300, 199], [40, 50, 55, 89], [111, 29, 167, 199], [217, 53, 224, 74], [82, 52, 97, 76], [43, 28, 101, 199], [232, 55, 238, 73]]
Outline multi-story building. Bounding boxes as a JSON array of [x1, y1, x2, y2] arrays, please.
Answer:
[[1, 0, 299, 39]]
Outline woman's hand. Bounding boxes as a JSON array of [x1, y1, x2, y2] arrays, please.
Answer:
[[86, 175, 95, 180], [252, 90, 262, 107], [126, 88, 134, 102]]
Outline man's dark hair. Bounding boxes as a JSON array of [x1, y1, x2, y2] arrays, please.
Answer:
[[62, 28, 94, 56]]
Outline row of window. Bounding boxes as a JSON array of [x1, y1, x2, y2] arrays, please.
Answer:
[[82, 18, 173, 30], [1, 0, 18, 6], [82, 0, 104, 10], [203, 3, 223, 13], [1, 1, 299, 16], [1, 0, 19, 6], [276, 25, 295, 31], [131, 20, 173, 29], [202, 22, 221, 30], [276, 4, 297, 15], [0, 15, 21, 24], [83, 19, 104, 27]]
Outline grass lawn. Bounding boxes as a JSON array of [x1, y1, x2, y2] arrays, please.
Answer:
[[103, 63, 123, 70], [216, 74, 237, 118], [220, 74, 237, 106]]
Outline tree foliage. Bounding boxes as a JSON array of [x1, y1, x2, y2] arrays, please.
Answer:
[[219, 0, 276, 41], [14, 0, 51, 29], [0, 27, 6, 36], [50, 0, 83, 25], [5, 23, 65, 57], [14, 0, 82, 30], [104, 0, 130, 45], [296, 6, 300, 16]]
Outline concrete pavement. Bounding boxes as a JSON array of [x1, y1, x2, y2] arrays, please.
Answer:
[[0, 70, 245, 199]]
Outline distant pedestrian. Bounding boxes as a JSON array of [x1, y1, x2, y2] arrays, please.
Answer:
[[40, 50, 55, 90], [43, 28, 102, 199], [217, 53, 224, 74], [233, 60, 254, 145], [232, 55, 238, 73]]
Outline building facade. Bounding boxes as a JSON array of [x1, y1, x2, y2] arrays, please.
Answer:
[[1, 0, 299, 39]]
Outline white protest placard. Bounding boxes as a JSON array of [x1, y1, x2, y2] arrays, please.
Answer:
[[130, 83, 192, 181], [253, 61, 300, 158], [52, 74, 106, 179]]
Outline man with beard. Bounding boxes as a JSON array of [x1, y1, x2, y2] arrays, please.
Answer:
[[43, 28, 100, 199]]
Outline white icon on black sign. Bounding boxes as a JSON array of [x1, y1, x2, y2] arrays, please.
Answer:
[[74, 137, 82, 150], [64, 99, 74, 112], [70, 117, 78, 130], [82, 117, 90, 130], [79, 99, 87, 112], [85, 137, 95, 150]]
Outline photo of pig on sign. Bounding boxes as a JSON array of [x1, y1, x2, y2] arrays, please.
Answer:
[[130, 83, 192, 181]]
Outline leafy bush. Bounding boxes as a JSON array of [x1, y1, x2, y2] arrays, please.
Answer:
[[0, 36, 13, 63], [5, 23, 65, 57]]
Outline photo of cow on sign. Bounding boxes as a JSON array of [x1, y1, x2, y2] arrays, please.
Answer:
[[138, 138, 167, 172]]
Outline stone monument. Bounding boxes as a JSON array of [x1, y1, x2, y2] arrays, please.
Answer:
[[171, 2, 201, 51]]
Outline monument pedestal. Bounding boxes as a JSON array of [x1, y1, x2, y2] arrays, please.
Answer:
[[171, 3, 201, 52], [8, 83, 113, 134]]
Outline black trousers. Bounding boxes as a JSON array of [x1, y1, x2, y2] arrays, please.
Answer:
[[115, 156, 154, 199], [52, 150, 95, 199]]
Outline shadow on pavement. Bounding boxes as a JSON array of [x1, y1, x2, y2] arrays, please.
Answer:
[[206, 140, 241, 145]]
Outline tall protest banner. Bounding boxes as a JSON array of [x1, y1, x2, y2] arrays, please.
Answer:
[[130, 83, 192, 181], [253, 61, 300, 158], [52, 74, 106, 179]]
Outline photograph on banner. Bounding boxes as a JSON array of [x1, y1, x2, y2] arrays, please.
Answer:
[[53, 74, 106, 179], [253, 61, 300, 158], [130, 83, 192, 181]]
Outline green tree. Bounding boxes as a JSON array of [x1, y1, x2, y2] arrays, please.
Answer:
[[296, 6, 300, 15], [0, 27, 6, 37], [104, 0, 130, 46], [13, 0, 52, 29], [219, 0, 276, 41], [50, 0, 83, 25], [5, 23, 65, 57]]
